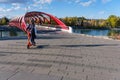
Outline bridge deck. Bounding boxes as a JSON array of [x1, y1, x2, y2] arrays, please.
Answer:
[[0, 30, 120, 80]]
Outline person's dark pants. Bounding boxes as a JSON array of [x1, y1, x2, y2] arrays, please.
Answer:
[[31, 28, 36, 45], [31, 34, 36, 45]]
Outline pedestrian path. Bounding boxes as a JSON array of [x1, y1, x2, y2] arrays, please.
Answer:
[[0, 30, 120, 80]]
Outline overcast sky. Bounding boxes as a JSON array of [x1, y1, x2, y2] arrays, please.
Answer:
[[0, 0, 119, 19]]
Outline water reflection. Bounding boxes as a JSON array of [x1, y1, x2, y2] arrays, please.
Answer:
[[107, 30, 120, 36], [9, 30, 17, 36], [73, 29, 120, 37], [1, 30, 26, 38]]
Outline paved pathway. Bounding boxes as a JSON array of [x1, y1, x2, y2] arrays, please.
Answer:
[[0, 30, 120, 80]]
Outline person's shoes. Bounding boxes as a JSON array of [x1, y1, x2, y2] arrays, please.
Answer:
[[32, 42, 36, 46], [33, 43, 36, 46]]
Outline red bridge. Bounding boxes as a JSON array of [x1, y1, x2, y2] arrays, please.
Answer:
[[9, 11, 72, 33]]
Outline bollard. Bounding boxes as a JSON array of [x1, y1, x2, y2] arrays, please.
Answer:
[[68, 26, 73, 33]]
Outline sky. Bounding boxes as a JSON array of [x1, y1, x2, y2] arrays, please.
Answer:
[[0, 0, 119, 19]]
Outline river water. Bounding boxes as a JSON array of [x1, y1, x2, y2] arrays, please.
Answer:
[[0, 31, 26, 38], [73, 29, 109, 36], [0, 28, 120, 38], [73, 29, 120, 36]]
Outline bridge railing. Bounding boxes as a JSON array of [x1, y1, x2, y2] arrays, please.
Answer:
[[36, 24, 72, 33]]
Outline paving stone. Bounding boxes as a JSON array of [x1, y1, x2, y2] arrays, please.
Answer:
[[9, 71, 61, 80], [0, 71, 17, 80]]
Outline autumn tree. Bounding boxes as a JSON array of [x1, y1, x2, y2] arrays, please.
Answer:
[[107, 15, 118, 28], [0, 17, 9, 25]]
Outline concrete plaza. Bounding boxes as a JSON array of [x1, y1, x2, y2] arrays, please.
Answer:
[[0, 30, 120, 80]]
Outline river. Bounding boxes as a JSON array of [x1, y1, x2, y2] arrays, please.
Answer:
[[0, 28, 120, 38], [73, 29, 120, 36]]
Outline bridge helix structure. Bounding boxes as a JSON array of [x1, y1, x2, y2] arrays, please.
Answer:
[[9, 11, 72, 33]]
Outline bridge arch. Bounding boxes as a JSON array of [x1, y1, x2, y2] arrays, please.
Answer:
[[9, 11, 69, 32]]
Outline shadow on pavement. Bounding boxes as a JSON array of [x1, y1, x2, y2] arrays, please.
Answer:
[[35, 44, 119, 49]]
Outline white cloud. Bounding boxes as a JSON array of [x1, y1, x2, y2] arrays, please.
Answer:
[[80, 0, 96, 7], [12, 3, 20, 10], [99, 11, 105, 14], [0, 7, 6, 12], [65, 0, 96, 7], [0, 13, 6, 17], [6, 8, 12, 12], [0, 3, 21, 13], [26, 0, 53, 11], [0, 0, 27, 3], [0, 7, 11, 12], [75, 0, 80, 3], [102, 0, 112, 3], [0, 7, 13, 12], [33, 0, 52, 4], [0, 0, 53, 17]]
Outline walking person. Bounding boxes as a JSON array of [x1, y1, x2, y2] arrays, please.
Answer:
[[26, 19, 36, 49]]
